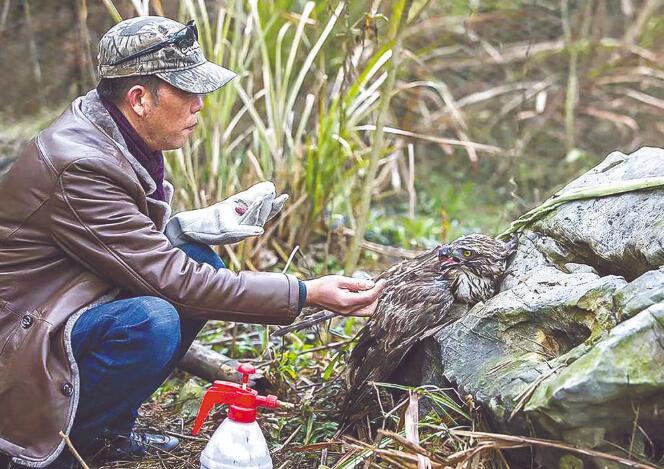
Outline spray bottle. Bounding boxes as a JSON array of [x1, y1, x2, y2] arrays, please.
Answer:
[[192, 363, 285, 469]]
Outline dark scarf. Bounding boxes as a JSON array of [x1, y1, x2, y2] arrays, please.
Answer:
[[99, 96, 166, 201]]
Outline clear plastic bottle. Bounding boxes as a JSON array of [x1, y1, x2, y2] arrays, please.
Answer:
[[192, 364, 282, 469], [200, 418, 272, 469]]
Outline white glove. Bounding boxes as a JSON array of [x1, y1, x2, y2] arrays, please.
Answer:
[[165, 182, 288, 246]]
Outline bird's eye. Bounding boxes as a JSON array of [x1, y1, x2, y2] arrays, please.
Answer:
[[463, 250, 472, 257]]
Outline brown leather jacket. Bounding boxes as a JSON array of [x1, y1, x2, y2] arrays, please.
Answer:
[[0, 90, 300, 467]]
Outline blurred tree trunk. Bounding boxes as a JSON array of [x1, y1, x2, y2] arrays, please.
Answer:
[[75, 0, 96, 93], [23, 0, 45, 108], [1, 0, 10, 29]]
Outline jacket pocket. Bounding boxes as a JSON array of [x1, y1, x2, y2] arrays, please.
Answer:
[[0, 302, 43, 359]]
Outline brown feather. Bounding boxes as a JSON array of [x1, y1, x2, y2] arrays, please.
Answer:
[[341, 234, 516, 424]]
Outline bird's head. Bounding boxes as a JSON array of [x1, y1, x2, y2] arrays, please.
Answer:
[[437, 234, 517, 303]]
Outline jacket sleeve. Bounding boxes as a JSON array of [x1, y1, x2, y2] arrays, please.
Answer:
[[48, 156, 300, 325]]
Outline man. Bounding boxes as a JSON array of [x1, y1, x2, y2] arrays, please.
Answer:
[[0, 16, 384, 469]]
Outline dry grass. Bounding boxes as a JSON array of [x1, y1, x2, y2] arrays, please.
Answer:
[[73, 352, 662, 469]]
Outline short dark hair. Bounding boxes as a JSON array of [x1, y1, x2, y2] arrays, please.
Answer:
[[97, 75, 164, 105]]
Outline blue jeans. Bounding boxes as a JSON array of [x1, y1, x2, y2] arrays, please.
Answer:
[[48, 242, 222, 468]]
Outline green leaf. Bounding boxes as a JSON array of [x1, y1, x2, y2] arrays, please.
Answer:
[[322, 351, 342, 381]]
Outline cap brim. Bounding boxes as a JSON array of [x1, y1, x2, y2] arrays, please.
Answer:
[[157, 61, 236, 94]]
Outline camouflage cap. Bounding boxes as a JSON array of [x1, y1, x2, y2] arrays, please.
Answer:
[[98, 16, 236, 94]]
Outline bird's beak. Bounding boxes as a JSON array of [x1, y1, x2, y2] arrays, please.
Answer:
[[437, 245, 458, 266]]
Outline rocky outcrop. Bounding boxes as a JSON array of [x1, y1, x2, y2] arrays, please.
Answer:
[[412, 147, 664, 467]]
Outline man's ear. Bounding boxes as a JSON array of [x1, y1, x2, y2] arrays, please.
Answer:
[[126, 85, 152, 117]]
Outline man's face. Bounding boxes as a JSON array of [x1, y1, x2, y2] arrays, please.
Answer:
[[132, 81, 204, 151]]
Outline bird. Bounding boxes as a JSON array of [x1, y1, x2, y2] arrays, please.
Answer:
[[340, 233, 516, 423]]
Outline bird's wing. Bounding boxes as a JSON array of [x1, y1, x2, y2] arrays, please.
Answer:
[[347, 278, 453, 388], [343, 276, 454, 420]]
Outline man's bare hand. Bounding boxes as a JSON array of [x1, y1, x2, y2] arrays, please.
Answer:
[[304, 275, 386, 317]]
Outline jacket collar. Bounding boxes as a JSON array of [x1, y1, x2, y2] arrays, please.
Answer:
[[79, 89, 157, 196]]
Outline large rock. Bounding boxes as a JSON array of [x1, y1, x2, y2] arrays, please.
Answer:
[[531, 147, 664, 279], [411, 147, 664, 467], [526, 302, 664, 445], [414, 265, 626, 427]]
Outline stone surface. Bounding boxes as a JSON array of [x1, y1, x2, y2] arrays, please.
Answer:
[[526, 304, 664, 440], [614, 267, 664, 321], [420, 266, 626, 430], [410, 147, 664, 466], [532, 147, 664, 279]]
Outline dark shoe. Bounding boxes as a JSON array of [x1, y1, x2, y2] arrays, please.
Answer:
[[94, 431, 180, 461]]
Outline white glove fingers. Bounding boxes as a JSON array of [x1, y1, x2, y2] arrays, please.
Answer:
[[268, 193, 289, 221], [235, 181, 275, 205], [256, 192, 275, 226], [164, 182, 283, 247], [239, 197, 267, 226]]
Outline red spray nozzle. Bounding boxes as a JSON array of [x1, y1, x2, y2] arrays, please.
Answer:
[[191, 363, 280, 435], [237, 363, 255, 388]]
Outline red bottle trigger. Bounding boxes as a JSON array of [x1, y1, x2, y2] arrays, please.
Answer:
[[191, 381, 240, 435], [192, 363, 282, 434]]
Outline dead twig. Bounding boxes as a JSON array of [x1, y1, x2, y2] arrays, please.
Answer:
[[403, 392, 431, 469], [343, 435, 445, 468], [508, 364, 564, 422], [353, 125, 502, 154], [619, 88, 664, 111], [449, 429, 659, 469], [378, 430, 446, 465], [58, 431, 90, 469], [431, 40, 565, 70]]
